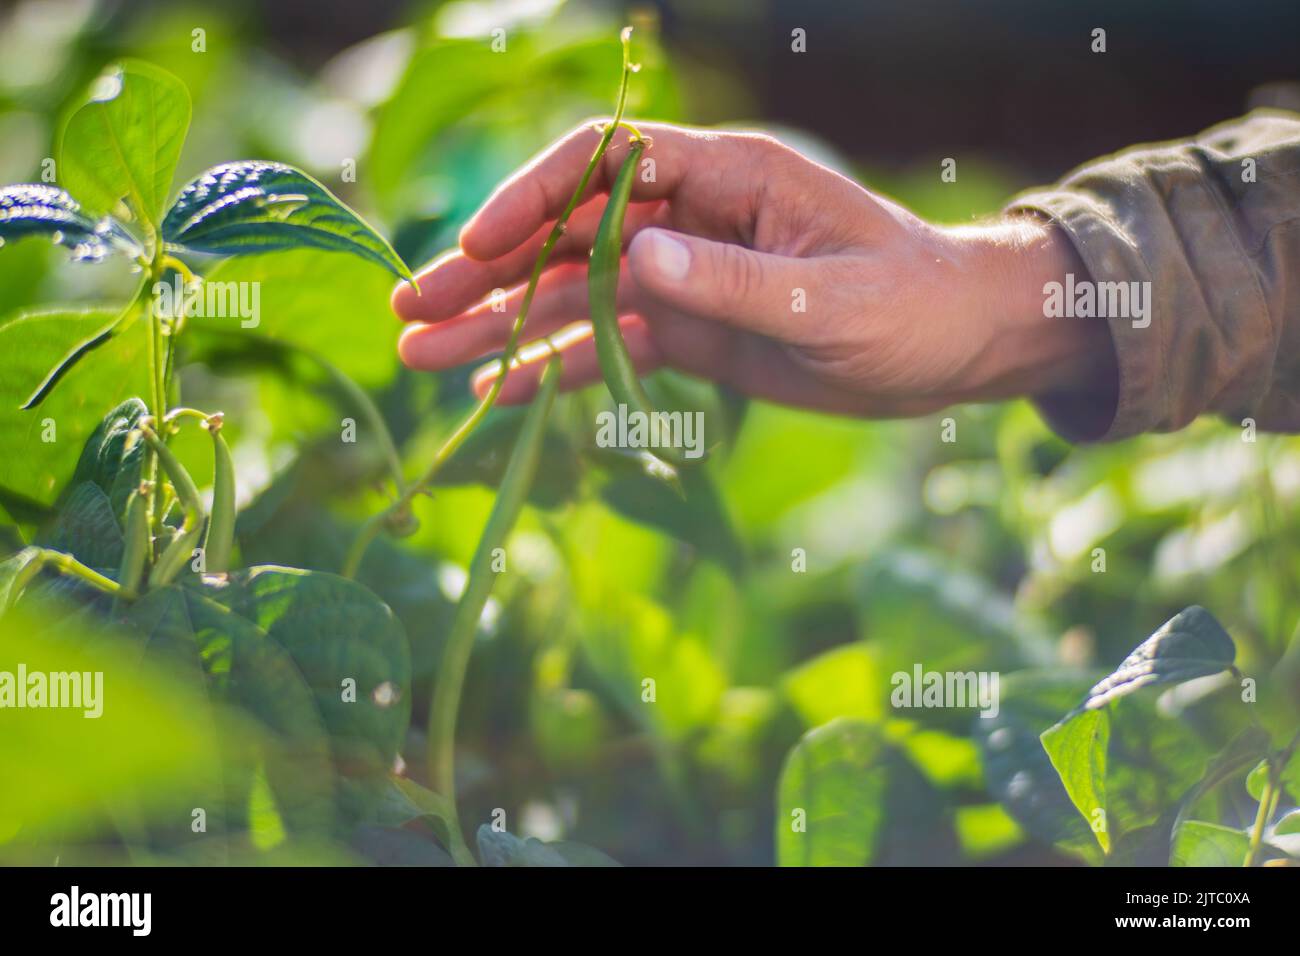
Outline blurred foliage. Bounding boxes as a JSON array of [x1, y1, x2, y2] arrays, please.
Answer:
[[0, 0, 1297, 867]]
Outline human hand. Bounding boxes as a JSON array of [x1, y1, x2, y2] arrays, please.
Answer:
[[393, 121, 1116, 419]]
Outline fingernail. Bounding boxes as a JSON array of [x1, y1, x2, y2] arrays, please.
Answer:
[[640, 229, 691, 280]]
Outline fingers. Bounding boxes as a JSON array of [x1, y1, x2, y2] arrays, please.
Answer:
[[471, 316, 663, 404], [393, 200, 665, 324], [398, 260, 645, 370], [458, 121, 750, 261], [627, 227, 810, 340]]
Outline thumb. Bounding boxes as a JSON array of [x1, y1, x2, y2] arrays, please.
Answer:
[[627, 227, 804, 338]]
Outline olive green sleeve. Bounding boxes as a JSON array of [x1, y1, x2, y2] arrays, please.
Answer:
[[1006, 109, 1300, 442]]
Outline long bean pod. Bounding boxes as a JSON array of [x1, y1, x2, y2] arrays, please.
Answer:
[[589, 140, 653, 415], [427, 352, 563, 865]]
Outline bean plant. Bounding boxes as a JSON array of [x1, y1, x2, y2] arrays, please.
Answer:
[[0, 26, 1296, 868]]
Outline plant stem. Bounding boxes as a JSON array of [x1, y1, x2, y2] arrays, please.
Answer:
[[9, 549, 127, 603], [1245, 771, 1278, 866], [342, 28, 642, 580], [1244, 730, 1298, 866]]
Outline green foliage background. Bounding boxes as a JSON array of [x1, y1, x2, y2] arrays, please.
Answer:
[[0, 0, 1296, 866]]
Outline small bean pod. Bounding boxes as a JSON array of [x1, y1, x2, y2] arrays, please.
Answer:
[[141, 424, 206, 588], [117, 488, 150, 597], [203, 421, 236, 574]]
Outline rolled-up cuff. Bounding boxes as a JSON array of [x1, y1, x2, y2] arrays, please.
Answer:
[[1007, 191, 1159, 443]]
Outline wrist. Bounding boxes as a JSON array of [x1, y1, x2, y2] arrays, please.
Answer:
[[948, 217, 1117, 403]]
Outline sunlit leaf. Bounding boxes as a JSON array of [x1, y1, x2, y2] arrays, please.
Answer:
[[193, 249, 402, 387], [776, 718, 889, 866], [0, 605, 227, 840], [58, 60, 191, 228], [781, 643, 884, 728], [1077, 606, 1236, 712], [163, 162, 412, 283], [0, 308, 150, 509], [1041, 708, 1111, 853], [1170, 820, 1250, 866]]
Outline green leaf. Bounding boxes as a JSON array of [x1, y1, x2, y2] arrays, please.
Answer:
[[1109, 727, 1270, 866], [366, 776, 455, 846], [126, 585, 338, 835], [0, 307, 151, 509], [1041, 708, 1111, 853], [1077, 606, 1236, 712], [477, 827, 567, 867], [58, 60, 191, 228], [781, 643, 885, 728], [576, 588, 725, 741], [1276, 810, 1300, 836], [1247, 747, 1300, 804], [473, 826, 618, 867], [0, 185, 140, 261], [367, 39, 516, 218], [776, 718, 889, 866], [66, 397, 149, 524], [202, 567, 411, 819], [37, 482, 124, 570], [21, 296, 143, 411], [163, 162, 412, 283], [0, 547, 42, 612], [194, 249, 403, 387], [858, 548, 1054, 683], [351, 825, 455, 866], [1170, 821, 1250, 867], [0, 604, 229, 839]]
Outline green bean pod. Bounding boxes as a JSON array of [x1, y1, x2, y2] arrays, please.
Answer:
[[427, 352, 563, 865], [589, 140, 685, 468], [141, 425, 206, 588], [148, 524, 203, 588], [589, 142, 655, 414], [117, 489, 150, 596], [203, 427, 236, 573]]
